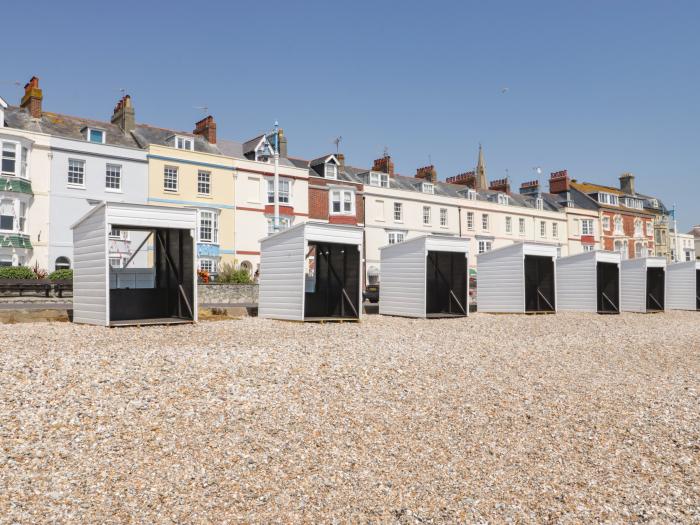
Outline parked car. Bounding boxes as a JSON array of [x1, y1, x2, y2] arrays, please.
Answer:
[[363, 283, 380, 303]]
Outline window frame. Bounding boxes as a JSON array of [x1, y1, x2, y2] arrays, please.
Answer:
[[540, 220, 547, 237], [439, 207, 448, 227], [552, 222, 559, 238], [581, 219, 593, 236], [324, 162, 338, 179], [393, 202, 403, 222], [519, 217, 525, 235], [67, 158, 86, 187], [197, 170, 211, 196], [481, 213, 489, 231], [422, 182, 434, 194], [423, 206, 431, 226], [163, 166, 179, 192], [505, 216, 512, 234], [174, 135, 194, 151], [198, 209, 219, 244], [267, 178, 291, 204], [329, 189, 355, 215], [1, 141, 18, 176], [478, 240, 492, 254], [105, 163, 122, 191], [388, 231, 406, 245], [87, 128, 106, 144], [466, 211, 474, 230]]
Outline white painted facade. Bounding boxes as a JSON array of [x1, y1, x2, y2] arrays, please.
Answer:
[[258, 223, 363, 321], [619, 256, 667, 313], [476, 242, 558, 313], [0, 125, 51, 267], [556, 250, 621, 312], [49, 135, 148, 271], [665, 261, 699, 311], [233, 158, 309, 272], [563, 206, 601, 255], [71, 202, 197, 326], [379, 235, 469, 318]]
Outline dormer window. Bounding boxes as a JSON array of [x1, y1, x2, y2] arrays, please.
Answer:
[[497, 193, 509, 205], [535, 197, 544, 210], [369, 171, 389, 188], [597, 192, 619, 206], [422, 182, 434, 194], [325, 162, 338, 179], [465, 189, 476, 200], [85, 127, 105, 144], [254, 137, 274, 162], [175, 135, 194, 151]]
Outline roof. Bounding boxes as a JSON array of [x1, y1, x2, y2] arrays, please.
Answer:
[[4, 106, 142, 148], [0, 96, 7, 109], [571, 181, 624, 196], [131, 123, 220, 154]]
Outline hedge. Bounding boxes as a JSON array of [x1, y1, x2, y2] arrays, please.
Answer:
[[0, 266, 38, 280], [49, 269, 73, 281]]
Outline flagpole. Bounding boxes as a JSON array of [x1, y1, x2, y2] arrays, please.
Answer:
[[273, 120, 280, 233]]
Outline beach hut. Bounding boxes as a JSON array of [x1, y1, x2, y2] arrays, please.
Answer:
[[71, 202, 198, 326], [556, 250, 621, 313], [379, 235, 469, 318], [666, 261, 700, 311], [620, 257, 666, 313], [258, 223, 363, 321], [476, 242, 558, 313]]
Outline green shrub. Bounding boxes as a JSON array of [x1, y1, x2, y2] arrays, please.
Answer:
[[48, 269, 73, 281], [215, 262, 252, 284], [0, 266, 38, 280]]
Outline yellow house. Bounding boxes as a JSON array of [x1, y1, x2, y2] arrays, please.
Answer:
[[132, 116, 236, 274]]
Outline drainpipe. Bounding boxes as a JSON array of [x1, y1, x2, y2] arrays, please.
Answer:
[[273, 121, 280, 233]]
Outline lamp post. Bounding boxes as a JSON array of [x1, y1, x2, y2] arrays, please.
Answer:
[[273, 120, 280, 233]]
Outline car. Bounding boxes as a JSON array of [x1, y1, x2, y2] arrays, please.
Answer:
[[363, 283, 379, 303]]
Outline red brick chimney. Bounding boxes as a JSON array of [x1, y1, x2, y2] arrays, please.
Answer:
[[519, 180, 540, 195], [549, 170, 570, 194], [336, 153, 345, 171], [20, 76, 43, 118], [446, 171, 476, 188], [415, 165, 437, 183], [372, 154, 395, 176], [193, 115, 217, 144], [111, 94, 135, 133], [489, 178, 510, 193]]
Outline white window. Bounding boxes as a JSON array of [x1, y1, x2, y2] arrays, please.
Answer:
[[267, 179, 290, 204], [482, 214, 489, 231], [478, 240, 492, 254], [197, 171, 211, 195], [198, 257, 217, 274], [67, 158, 85, 186], [369, 172, 390, 188], [18, 202, 26, 232], [105, 164, 121, 191], [87, 128, 105, 144], [466, 211, 474, 230], [393, 202, 403, 222], [388, 231, 406, 245], [614, 216, 623, 234], [198, 210, 219, 244], [635, 242, 643, 258], [634, 219, 642, 237], [535, 197, 544, 210], [497, 193, 509, 205], [20, 147, 28, 178], [109, 226, 128, 240], [583, 244, 595, 252], [581, 219, 593, 236], [325, 163, 337, 179], [109, 257, 123, 269], [422, 182, 434, 194], [466, 189, 477, 200], [603, 216, 610, 230], [599, 192, 619, 206], [330, 189, 355, 215], [519, 217, 525, 234], [175, 136, 194, 151], [505, 216, 512, 233], [1, 141, 17, 175], [540, 221, 546, 237], [552, 222, 559, 238], [439, 208, 448, 227], [423, 206, 431, 225], [164, 166, 178, 192], [0, 200, 14, 231], [646, 221, 653, 237], [267, 216, 292, 233]]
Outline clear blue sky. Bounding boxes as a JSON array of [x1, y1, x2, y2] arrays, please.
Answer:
[[3, 0, 699, 229]]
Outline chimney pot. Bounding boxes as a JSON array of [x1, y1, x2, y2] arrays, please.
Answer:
[[446, 171, 476, 188], [549, 170, 571, 194], [20, 76, 43, 119], [193, 115, 217, 144], [489, 177, 510, 193], [415, 164, 437, 183], [111, 94, 135, 134], [372, 155, 395, 176]]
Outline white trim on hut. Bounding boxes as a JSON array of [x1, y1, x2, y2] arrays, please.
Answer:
[[258, 222, 363, 321], [666, 261, 700, 311], [556, 250, 621, 313], [476, 242, 558, 313], [379, 235, 469, 318]]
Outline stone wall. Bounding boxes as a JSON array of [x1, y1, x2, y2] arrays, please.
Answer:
[[197, 283, 258, 305]]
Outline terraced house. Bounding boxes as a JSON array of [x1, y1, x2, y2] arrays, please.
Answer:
[[134, 113, 236, 275], [1, 78, 149, 270]]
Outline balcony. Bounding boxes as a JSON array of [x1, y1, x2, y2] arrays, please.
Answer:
[[0, 233, 32, 249]]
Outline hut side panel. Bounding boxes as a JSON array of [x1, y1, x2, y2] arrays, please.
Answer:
[[106, 204, 196, 230], [258, 226, 306, 320], [620, 259, 647, 313], [73, 209, 107, 326], [379, 240, 427, 318], [556, 255, 597, 312], [666, 262, 697, 311], [477, 246, 525, 313]]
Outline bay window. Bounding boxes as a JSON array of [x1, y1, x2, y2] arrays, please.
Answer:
[[1, 141, 17, 175], [0, 200, 13, 230]]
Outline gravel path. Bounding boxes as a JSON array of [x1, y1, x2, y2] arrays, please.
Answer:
[[1, 312, 699, 523]]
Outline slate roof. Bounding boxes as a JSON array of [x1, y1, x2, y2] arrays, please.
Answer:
[[131, 124, 220, 154], [4, 106, 142, 148]]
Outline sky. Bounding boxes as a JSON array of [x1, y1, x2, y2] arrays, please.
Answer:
[[3, 0, 699, 229]]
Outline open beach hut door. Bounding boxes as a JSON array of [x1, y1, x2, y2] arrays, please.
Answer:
[[524, 255, 555, 312], [646, 267, 665, 312], [304, 241, 360, 319], [596, 262, 620, 313], [426, 251, 467, 316]]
